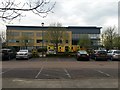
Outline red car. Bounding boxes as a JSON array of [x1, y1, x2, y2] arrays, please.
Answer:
[[93, 50, 108, 60]]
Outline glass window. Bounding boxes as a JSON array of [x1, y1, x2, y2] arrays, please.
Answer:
[[22, 32, 34, 36], [88, 34, 100, 39], [36, 33, 42, 37], [16, 40, 19, 43], [7, 32, 20, 36], [66, 40, 68, 43], [36, 40, 42, 43], [59, 40, 62, 44], [8, 39, 20, 43]]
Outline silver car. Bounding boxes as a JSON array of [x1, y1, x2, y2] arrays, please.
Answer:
[[107, 50, 120, 60], [16, 50, 32, 60]]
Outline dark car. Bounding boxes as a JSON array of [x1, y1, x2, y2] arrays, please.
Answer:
[[1, 48, 16, 60], [92, 50, 108, 60], [76, 50, 90, 61]]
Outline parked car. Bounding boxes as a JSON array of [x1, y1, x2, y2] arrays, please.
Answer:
[[107, 50, 120, 60], [16, 50, 32, 60], [46, 49, 56, 55], [1, 48, 16, 60], [76, 50, 90, 61], [92, 50, 108, 60]]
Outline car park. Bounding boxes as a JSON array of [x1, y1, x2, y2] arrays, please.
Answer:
[[16, 50, 32, 60], [1, 48, 16, 60], [76, 50, 90, 61], [92, 50, 108, 60], [107, 50, 120, 60]]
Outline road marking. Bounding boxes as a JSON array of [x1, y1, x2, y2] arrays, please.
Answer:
[[0, 68, 14, 74], [64, 68, 71, 78], [35, 66, 43, 79], [96, 70, 110, 77], [34, 59, 47, 79]]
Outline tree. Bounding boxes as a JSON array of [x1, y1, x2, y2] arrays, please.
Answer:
[[0, 31, 6, 42], [113, 34, 120, 49], [19, 35, 34, 49], [0, 0, 56, 22], [44, 23, 68, 53], [78, 34, 91, 49], [101, 26, 117, 50]]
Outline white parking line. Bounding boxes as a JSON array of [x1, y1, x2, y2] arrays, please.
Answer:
[[95, 70, 110, 77], [0, 68, 14, 74], [34, 59, 47, 79], [35, 66, 43, 79], [64, 68, 71, 78]]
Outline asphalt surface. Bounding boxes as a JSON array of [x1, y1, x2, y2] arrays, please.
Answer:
[[1, 57, 119, 88]]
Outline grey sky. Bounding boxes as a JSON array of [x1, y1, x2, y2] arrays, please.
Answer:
[[0, 0, 119, 31]]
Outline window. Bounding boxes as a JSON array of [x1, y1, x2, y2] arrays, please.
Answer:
[[16, 40, 19, 43], [72, 34, 80, 39], [36, 33, 42, 37], [22, 32, 34, 36], [66, 40, 68, 43], [88, 34, 100, 39], [36, 40, 42, 43], [71, 47, 73, 49], [59, 40, 62, 44], [22, 39, 34, 43], [8, 32, 20, 36]]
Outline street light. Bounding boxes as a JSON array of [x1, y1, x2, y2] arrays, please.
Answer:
[[41, 22, 44, 57]]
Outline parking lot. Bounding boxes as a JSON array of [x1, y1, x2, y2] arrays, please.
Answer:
[[1, 57, 119, 88]]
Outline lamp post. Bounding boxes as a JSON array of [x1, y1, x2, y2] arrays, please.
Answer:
[[41, 22, 44, 57]]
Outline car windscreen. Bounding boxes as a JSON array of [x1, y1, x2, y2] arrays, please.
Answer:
[[79, 51, 87, 54], [114, 51, 120, 54], [107, 51, 112, 53], [97, 51, 107, 54], [19, 50, 28, 52]]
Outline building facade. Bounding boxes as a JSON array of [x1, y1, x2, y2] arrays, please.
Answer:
[[6, 25, 101, 52]]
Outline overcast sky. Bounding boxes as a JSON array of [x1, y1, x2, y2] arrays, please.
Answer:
[[0, 0, 119, 32]]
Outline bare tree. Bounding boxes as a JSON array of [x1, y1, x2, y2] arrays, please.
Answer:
[[0, 0, 56, 22], [0, 31, 6, 42], [44, 23, 68, 53], [101, 26, 117, 49], [19, 35, 34, 49]]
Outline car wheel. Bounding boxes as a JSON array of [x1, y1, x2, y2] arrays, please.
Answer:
[[8, 56, 11, 60], [95, 57, 97, 61], [26, 57, 29, 60], [76, 57, 80, 61], [110, 57, 113, 61]]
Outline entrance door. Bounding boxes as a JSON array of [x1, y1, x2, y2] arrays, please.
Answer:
[[65, 46, 69, 52]]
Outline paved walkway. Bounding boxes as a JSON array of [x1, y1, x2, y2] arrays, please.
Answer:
[[2, 78, 118, 88]]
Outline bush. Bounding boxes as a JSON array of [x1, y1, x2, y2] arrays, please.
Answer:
[[46, 52, 75, 57], [38, 48, 47, 52]]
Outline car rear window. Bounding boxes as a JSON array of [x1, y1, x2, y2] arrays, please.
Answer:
[[2, 50, 8, 53], [97, 51, 107, 54]]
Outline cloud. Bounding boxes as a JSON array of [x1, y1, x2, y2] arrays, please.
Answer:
[[0, 0, 118, 30]]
